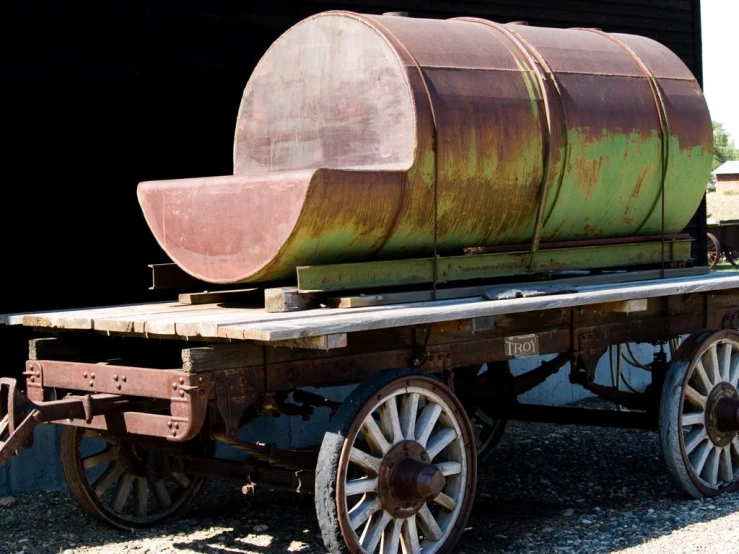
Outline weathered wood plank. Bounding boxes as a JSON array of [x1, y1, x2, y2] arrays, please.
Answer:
[[264, 287, 323, 313], [581, 299, 649, 314], [11, 302, 182, 329], [219, 274, 739, 342]]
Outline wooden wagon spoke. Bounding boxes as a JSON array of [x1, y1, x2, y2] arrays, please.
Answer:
[[171, 472, 191, 489], [436, 461, 462, 476], [349, 497, 382, 531], [92, 462, 124, 497], [731, 358, 739, 387], [704, 347, 721, 387], [705, 447, 721, 486], [134, 477, 148, 518], [416, 503, 444, 541], [361, 510, 392, 554], [345, 477, 378, 497], [426, 428, 457, 461], [684, 385, 707, 410], [684, 428, 708, 455], [415, 403, 442, 447], [399, 392, 419, 441], [349, 447, 381, 474], [432, 492, 457, 512], [719, 446, 734, 483], [693, 360, 713, 394], [719, 343, 733, 383], [363, 416, 391, 455], [401, 515, 421, 554], [82, 447, 117, 470], [111, 472, 136, 513], [690, 440, 712, 477], [379, 397, 403, 446], [474, 408, 496, 429], [681, 412, 705, 427], [152, 480, 172, 508], [383, 518, 403, 554]]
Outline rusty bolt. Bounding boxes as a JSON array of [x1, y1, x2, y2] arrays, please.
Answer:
[[35, 372, 40, 378], [167, 421, 173, 428], [179, 377, 185, 384], [121, 375, 127, 383], [88, 380, 94, 387], [179, 390, 185, 397], [113, 374, 118, 381], [116, 383, 121, 390], [175, 423, 180, 430], [198, 377, 204, 383], [83, 372, 88, 378], [172, 382, 178, 390], [91, 373, 95, 379], [172, 430, 177, 437]]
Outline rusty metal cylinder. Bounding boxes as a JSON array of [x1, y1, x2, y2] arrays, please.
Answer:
[[138, 11, 713, 284]]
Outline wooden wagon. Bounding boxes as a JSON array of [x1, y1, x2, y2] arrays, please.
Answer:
[[708, 219, 739, 268], [2, 267, 739, 553]]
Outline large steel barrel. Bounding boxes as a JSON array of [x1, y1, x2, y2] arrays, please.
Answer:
[[138, 11, 712, 284]]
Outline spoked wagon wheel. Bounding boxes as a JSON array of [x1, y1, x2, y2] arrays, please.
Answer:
[[60, 426, 212, 529], [660, 330, 739, 498], [707, 232, 721, 269], [316, 369, 477, 554]]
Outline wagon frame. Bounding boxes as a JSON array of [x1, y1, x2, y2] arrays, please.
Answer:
[[3, 268, 739, 553]]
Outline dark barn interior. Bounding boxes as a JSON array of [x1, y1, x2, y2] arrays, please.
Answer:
[[0, 0, 707, 366]]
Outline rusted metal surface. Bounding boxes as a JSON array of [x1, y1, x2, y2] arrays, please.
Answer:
[[20, 361, 213, 443], [137, 11, 712, 285]]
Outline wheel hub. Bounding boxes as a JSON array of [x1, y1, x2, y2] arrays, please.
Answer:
[[378, 440, 446, 518], [706, 383, 739, 446]]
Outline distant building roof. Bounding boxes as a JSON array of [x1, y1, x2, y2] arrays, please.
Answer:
[[715, 160, 739, 175]]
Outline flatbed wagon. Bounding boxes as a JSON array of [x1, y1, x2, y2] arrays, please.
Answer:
[[2, 268, 739, 553]]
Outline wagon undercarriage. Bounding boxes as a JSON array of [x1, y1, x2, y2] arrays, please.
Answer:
[[2, 272, 739, 551]]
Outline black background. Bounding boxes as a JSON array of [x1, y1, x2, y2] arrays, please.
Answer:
[[0, 0, 706, 357]]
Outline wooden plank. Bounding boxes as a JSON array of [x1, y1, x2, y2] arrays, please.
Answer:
[[326, 267, 707, 308], [93, 303, 236, 335], [178, 288, 260, 306], [264, 287, 323, 313], [219, 274, 739, 342], [581, 299, 649, 314], [9, 302, 182, 329], [257, 333, 347, 351]]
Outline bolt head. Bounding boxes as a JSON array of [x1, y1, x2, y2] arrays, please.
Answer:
[[121, 376, 127, 382], [113, 374, 118, 381], [83, 372, 88, 378], [179, 377, 185, 384], [91, 373, 95, 379], [167, 421, 173, 428], [172, 382, 178, 390], [88, 380, 94, 387], [179, 390, 185, 397], [116, 383, 121, 390]]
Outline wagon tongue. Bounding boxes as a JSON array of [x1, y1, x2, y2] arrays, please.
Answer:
[[0, 377, 120, 469]]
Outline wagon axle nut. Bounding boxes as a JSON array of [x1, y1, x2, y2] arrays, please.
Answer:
[[715, 397, 739, 433], [391, 458, 446, 503]]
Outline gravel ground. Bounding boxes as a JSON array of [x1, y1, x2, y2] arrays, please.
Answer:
[[1, 418, 739, 554]]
